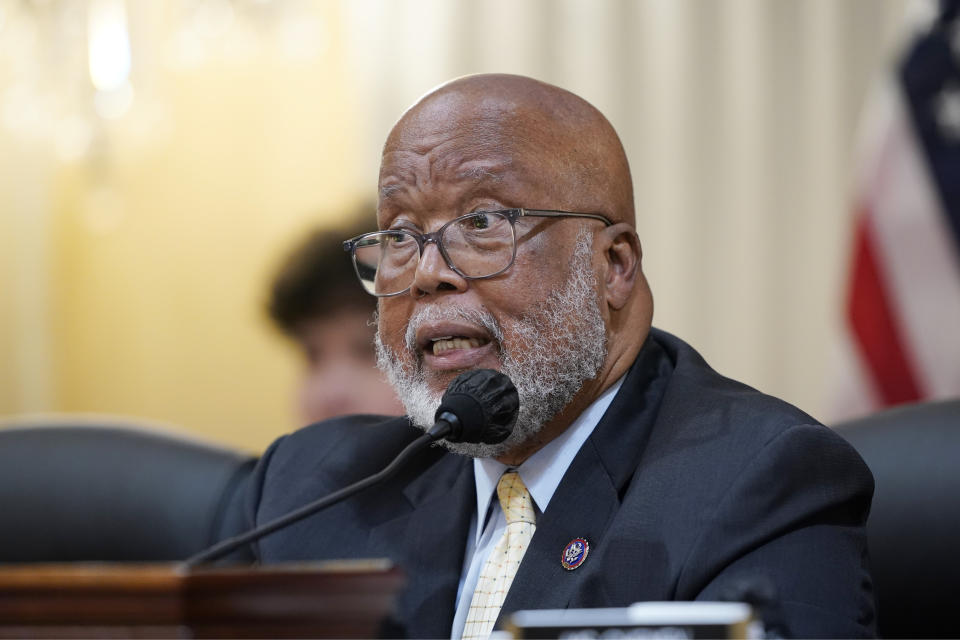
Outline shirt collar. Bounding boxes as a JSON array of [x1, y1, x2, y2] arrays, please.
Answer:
[[472, 375, 626, 543]]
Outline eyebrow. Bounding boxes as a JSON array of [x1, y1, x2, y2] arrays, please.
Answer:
[[456, 165, 505, 182], [380, 183, 404, 199]]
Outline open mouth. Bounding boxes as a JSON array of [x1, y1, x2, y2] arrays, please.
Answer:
[[429, 336, 490, 355], [413, 320, 499, 371]]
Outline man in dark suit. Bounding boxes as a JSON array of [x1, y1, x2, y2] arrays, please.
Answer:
[[245, 74, 874, 638]]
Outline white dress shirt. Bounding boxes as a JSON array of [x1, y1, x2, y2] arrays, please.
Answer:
[[450, 376, 625, 639]]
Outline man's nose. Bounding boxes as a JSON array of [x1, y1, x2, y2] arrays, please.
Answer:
[[410, 242, 468, 296]]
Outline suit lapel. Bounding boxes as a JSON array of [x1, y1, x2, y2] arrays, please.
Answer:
[[368, 450, 475, 639], [499, 337, 672, 622], [499, 440, 620, 616]]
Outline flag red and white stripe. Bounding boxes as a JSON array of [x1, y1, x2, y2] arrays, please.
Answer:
[[833, 5, 960, 421]]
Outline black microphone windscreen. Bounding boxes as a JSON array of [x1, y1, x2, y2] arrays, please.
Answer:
[[435, 369, 519, 444]]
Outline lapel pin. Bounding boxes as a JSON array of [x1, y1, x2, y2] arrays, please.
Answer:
[[561, 537, 589, 570]]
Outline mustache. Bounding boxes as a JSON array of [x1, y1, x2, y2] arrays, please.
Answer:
[[402, 304, 505, 353]]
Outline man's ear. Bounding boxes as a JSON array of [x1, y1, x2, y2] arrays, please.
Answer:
[[599, 223, 641, 310]]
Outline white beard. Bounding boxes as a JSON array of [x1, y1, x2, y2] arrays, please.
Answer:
[[374, 230, 608, 458]]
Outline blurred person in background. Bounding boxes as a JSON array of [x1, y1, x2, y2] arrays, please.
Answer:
[[267, 215, 403, 424]]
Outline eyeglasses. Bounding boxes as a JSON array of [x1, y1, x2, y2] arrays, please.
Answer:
[[342, 208, 613, 297]]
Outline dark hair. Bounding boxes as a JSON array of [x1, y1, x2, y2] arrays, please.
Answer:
[[267, 216, 376, 336]]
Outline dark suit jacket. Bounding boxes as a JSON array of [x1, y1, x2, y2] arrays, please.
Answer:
[[244, 329, 875, 638]]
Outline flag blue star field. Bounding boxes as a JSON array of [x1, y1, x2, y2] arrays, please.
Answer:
[[835, 0, 960, 419]]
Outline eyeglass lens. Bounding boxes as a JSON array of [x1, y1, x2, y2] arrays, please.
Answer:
[[352, 211, 516, 295]]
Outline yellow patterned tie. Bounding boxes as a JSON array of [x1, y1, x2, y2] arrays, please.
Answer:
[[462, 472, 536, 640]]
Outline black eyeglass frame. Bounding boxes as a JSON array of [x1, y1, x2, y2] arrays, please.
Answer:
[[342, 208, 614, 297]]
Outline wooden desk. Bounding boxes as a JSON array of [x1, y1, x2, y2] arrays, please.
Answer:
[[0, 561, 404, 638]]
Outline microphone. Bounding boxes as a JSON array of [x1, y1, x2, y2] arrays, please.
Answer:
[[184, 369, 518, 568], [429, 368, 519, 444]]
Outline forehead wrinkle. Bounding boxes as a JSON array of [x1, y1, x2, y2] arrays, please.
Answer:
[[383, 151, 512, 198], [379, 157, 420, 202]]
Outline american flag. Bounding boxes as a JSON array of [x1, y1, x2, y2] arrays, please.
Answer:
[[834, 0, 960, 420]]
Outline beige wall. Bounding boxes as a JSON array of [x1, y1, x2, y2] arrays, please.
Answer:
[[1, 2, 364, 452], [0, 0, 913, 451], [0, 136, 54, 418]]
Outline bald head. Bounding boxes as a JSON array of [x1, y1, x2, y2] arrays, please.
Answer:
[[382, 74, 635, 226]]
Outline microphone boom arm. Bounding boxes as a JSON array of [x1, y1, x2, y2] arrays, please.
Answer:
[[183, 420, 454, 568], [182, 368, 515, 569]]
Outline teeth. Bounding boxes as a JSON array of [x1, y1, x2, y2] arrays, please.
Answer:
[[432, 337, 484, 355]]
